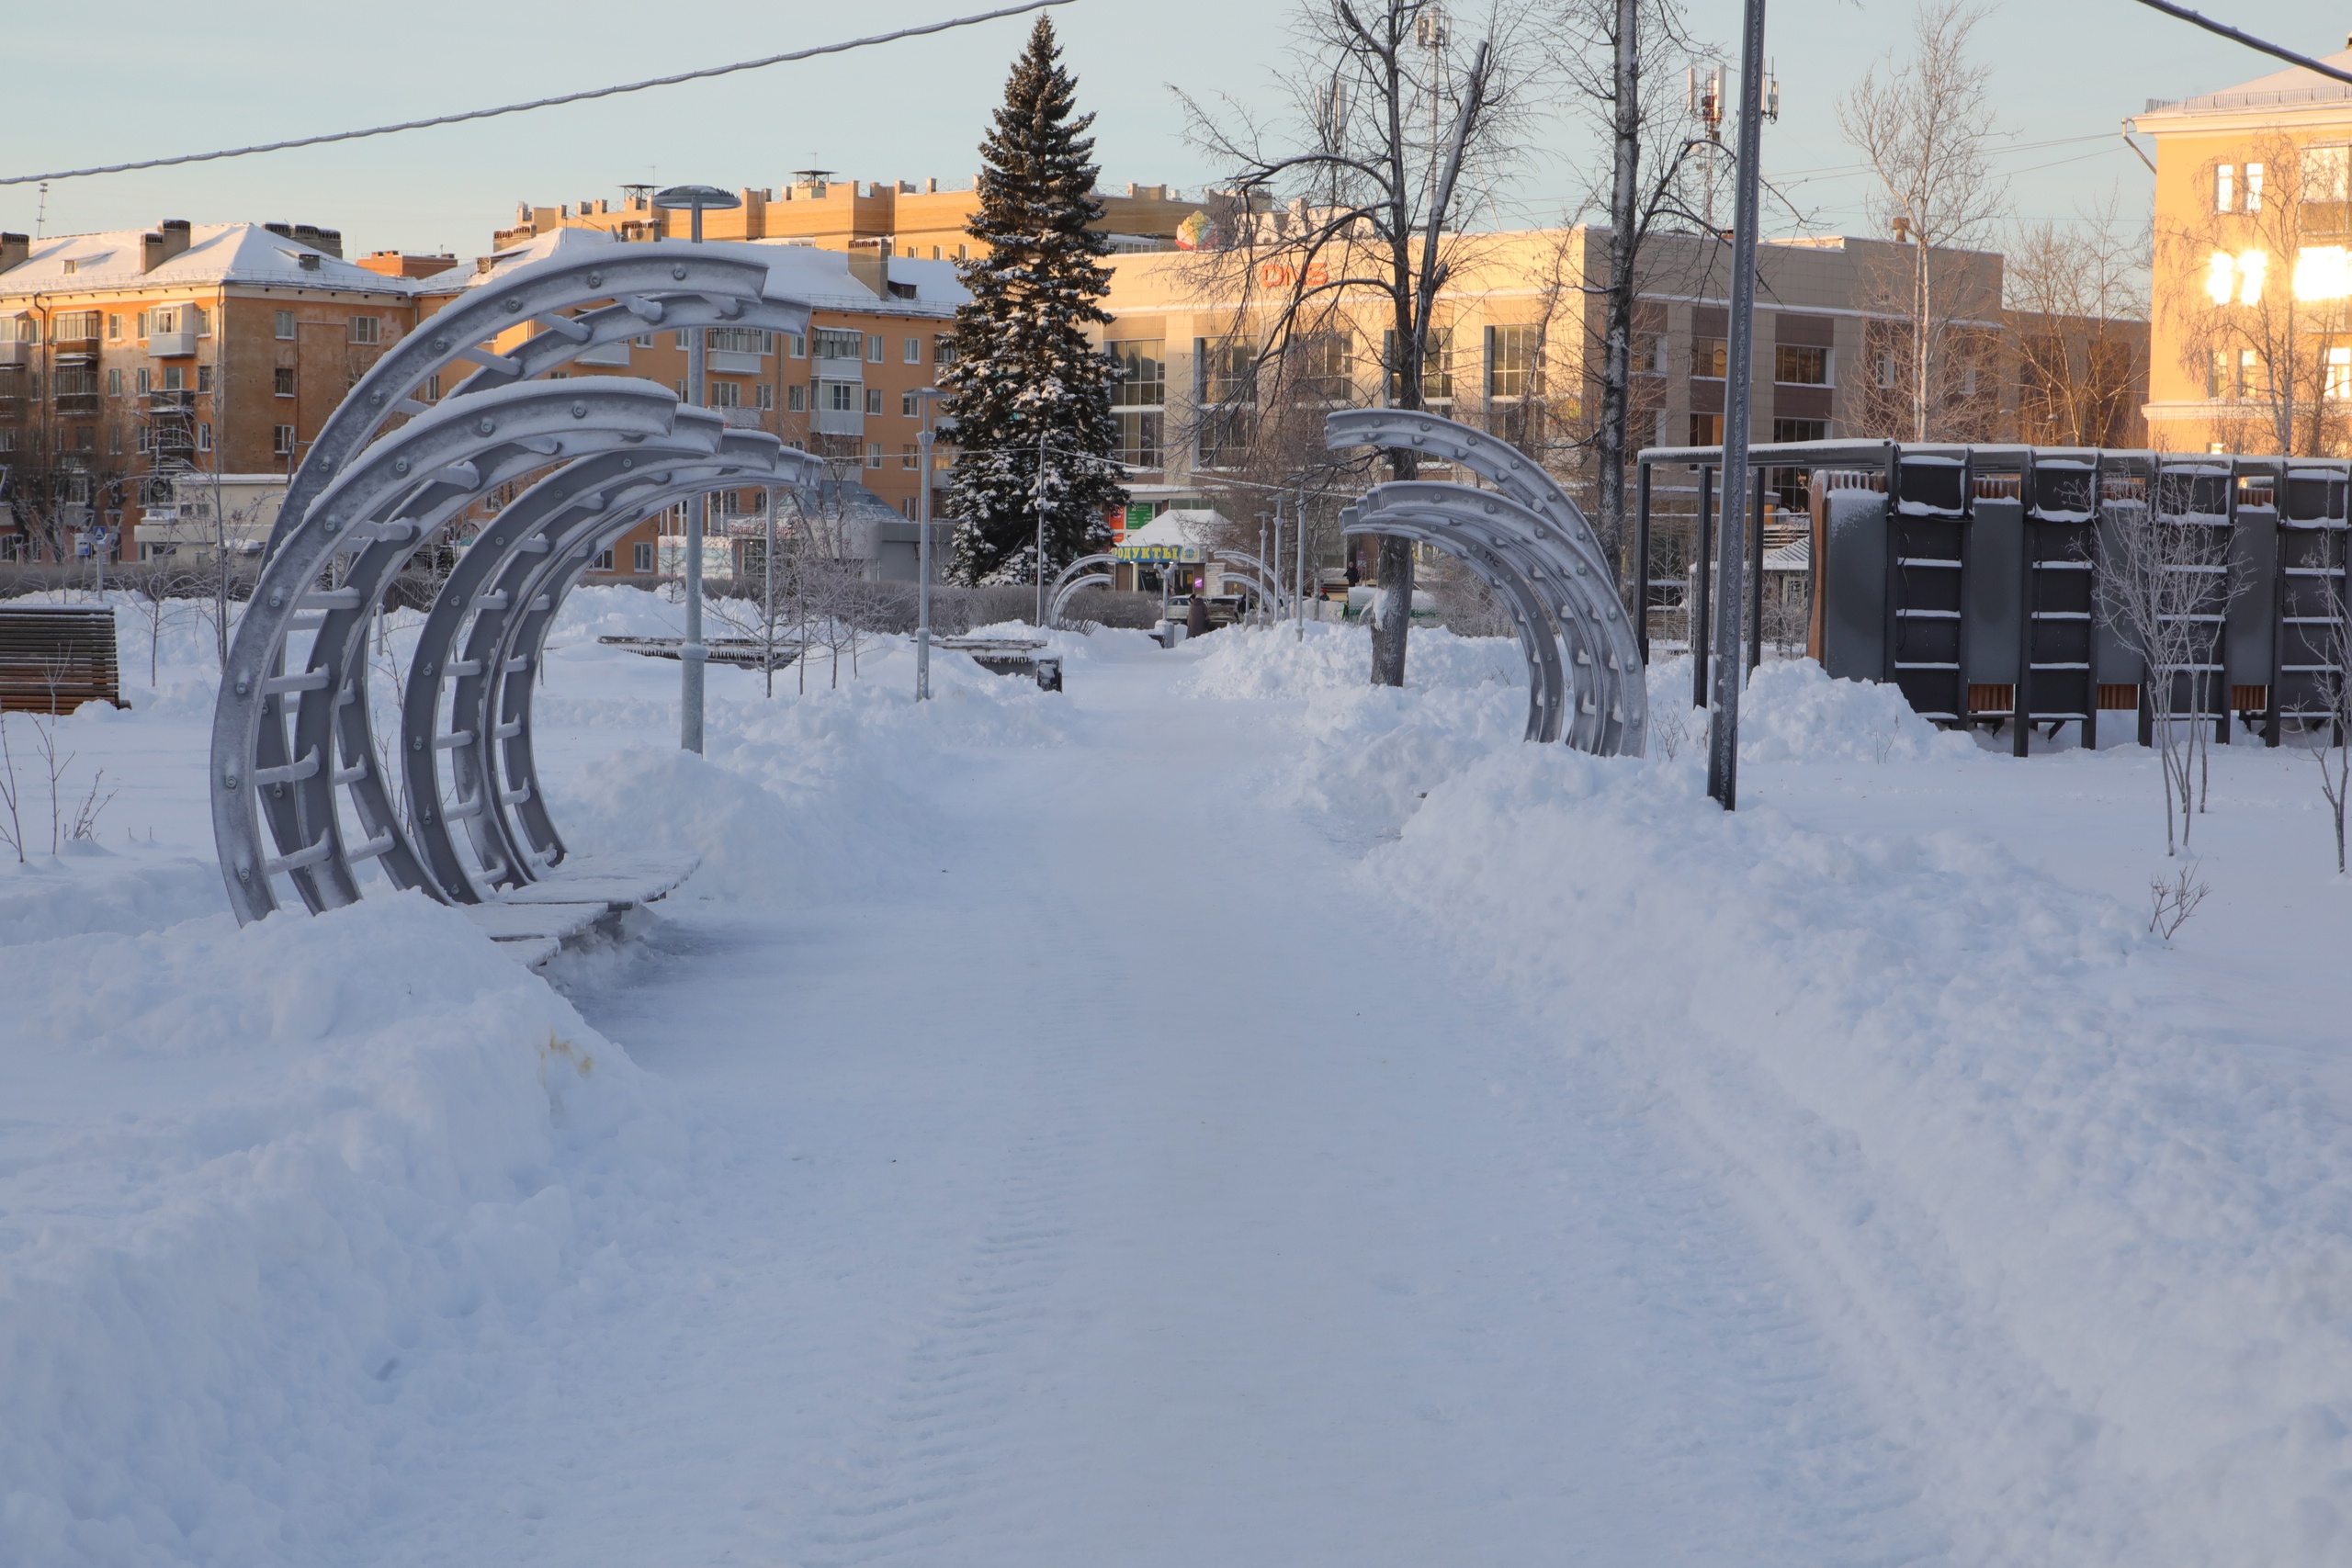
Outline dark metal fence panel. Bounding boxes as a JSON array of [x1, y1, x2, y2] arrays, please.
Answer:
[[0, 606, 121, 714]]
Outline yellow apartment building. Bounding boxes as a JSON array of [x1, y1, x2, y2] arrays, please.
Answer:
[[496, 175, 1201, 265], [0, 220, 417, 562], [2132, 37, 2352, 455]]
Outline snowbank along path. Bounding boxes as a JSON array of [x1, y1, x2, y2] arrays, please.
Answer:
[[5, 596, 2351, 1566]]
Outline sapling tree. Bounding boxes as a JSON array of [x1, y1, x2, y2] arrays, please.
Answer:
[[2302, 588, 2352, 874]]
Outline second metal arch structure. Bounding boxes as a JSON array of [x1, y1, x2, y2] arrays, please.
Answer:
[[1325, 410, 1646, 758]]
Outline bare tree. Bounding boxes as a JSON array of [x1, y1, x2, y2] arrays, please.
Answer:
[[2165, 130, 2352, 459], [2098, 479, 2241, 856], [2301, 587, 2352, 874], [1838, 1, 2008, 443], [2005, 193, 2150, 446], [1180, 0, 1530, 686]]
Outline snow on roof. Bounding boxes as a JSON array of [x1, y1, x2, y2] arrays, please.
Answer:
[[447, 229, 969, 314], [2140, 44, 2352, 118], [0, 224, 413, 299], [1118, 508, 1228, 548]]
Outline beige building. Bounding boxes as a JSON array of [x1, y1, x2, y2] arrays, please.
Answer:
[[496, 175, 1202, 264], [2131, 38, 2352, 455]]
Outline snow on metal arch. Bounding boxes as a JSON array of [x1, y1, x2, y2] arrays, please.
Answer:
[[1325, 409, 1646, 758]]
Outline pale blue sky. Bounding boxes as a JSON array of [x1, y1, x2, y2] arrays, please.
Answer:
[[0, 0, 2332, 259]]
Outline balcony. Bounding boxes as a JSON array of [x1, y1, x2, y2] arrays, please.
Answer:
[[708, 349, 763, 375], [0, 342, 28, 367], [573, 340, 632, 367], [146, 389, 198, 411], [810, 405, 865, 436], [55, 394, 100, 416], [718, 407, 767, 429], [148, 332, 198, 357], [812, 355, 865, 383]]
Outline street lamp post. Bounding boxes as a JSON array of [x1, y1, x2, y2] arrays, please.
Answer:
[[654, 184, 740, 754], [1034, 426, 1050, 628], [913, 388, 947, 700]]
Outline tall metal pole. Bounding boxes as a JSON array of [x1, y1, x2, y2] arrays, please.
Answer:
[[1294, 475, 1307, 639], [1705, 0, 1768, 810], [1747, 464, 1767, 672], [915, 391, 938, 699], [1258, 511, 1271, 626], [681, 200, 709, 752], [1691, 464, 1713, 710]]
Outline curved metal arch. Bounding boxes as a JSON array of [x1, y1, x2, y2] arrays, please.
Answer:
[[1046, 552, 1120, 612], [1049, 573, 1116, 628], [444, 436, 820, 878], [395, 412, 737, 899], [1339, 502, 1566, 742], [270, 243, 809, 557], [1354, 483, 1645, 756], [1205, 549, 1286, 610], [210, 377, 688, 922], [1325, 408, 1615, 581]]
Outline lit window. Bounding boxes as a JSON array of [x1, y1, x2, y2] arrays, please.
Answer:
[[2206, 251, 2236, 304], [2245, 163, 2264, 211], [901, 443, 919, 468], [2293, 245, 2352, 302], [2215, 164, 2235, 212], [2328, 346, 2352, 401], [2208, 250, 2267, 305], [2236, 249, 2267, 303]]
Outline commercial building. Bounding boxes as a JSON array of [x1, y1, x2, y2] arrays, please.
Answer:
[[0, 221, 417, 563], [2131, 37, 2352, 455]]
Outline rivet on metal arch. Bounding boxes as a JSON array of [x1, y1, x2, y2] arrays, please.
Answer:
[[1325, 409, 1646, 758]]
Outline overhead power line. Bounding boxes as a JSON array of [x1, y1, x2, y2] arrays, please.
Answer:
[[0, 1, 1073, 188], [2123, 0, 2352, 88]]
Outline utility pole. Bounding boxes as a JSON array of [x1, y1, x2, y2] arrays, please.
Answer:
[[1295, 476, 1308, 640], [1704, 0, 1767, 810], [655, 184, 739, 753]]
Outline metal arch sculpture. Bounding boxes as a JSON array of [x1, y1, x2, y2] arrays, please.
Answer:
[[1049, 573, 1116, 628], [1326, 409, 1646, 758], [1046, 553, 1121, 618], [211, 240, 831, 924], [268, 243, 812, 557]]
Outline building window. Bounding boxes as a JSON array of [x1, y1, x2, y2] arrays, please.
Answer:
[[1200, 336, 1258, 403], [198, 365, 214, 393], [1689, 412, 1724, 446], [1110, 340, 1167, 407], [425, 373, 441, 400], [198, 423, 214, 452], [1197, 406, 1254, 468], [674, 330, 692, 350], [814, 328, 864, 362], [902, 390, 920, 416], [2215, 164, 2235, 212], [865, 387, 885, 415], [1487, 325, 1544, 398], [865, 442, 884, 468], [1114, 411, 1162, 468], [163, 366, 186, 392], [756, 384, 775, 411], [109, 426, 123, 455], [827, 381, 857, 412], [74, 426, 95, 451], [348, 315, 380, 345], [902, 496, 916, 518], [673, 379, 689, 400], [956, 243, 969, 260], [1773, 344, 1829, 385], [786, 332, 805, 357], [902, 442, 920, 468], [708, 379, 741, 408], [2245, 162, 2264, 211], [1691, 336, 1729, 379], [634, 333, 655, 348], [867, 334, 885, 363], [53, 310, 101, 342], [107, 368, 122, 396], [903, 336, 921, 364], [107, 314, 122, 340], [2328, 345, 2352, 400], [934, 335, 958, 366], [1771, 418, 1826, 444], [1383, 327, 1453, 402], [594, 547, 616, 571], [787, 384, 807, 412], [136, 367, 152, 394], [931, 246, 943, 260], [273, 424, 296, 457], [275, 310, 295, 340], [634, 541, 654, 573], [276, 367, 296, 397]]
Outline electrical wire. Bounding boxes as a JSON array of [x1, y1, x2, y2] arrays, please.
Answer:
[[0, 1, 1073, 187], [2122, 0, 2352, 87]]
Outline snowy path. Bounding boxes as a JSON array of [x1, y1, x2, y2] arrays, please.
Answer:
[[363, 660, 1933, 1567]]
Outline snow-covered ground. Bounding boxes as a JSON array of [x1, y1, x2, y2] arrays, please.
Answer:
[[4, 594, 2350, 1565]]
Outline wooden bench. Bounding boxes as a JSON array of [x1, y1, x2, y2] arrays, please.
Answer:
[[0, 606, 124, 714]]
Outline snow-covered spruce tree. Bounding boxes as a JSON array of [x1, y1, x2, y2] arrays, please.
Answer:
[[943, 16, 1124, 588]]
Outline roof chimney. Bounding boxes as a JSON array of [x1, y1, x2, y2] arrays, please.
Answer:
[[141, 219, 193, 273], [0, 233, 27, 274], [290, 224, 342, 259]]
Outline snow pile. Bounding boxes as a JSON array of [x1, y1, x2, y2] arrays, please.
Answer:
[[0, 894, 680, 1565], [555, 668, 1071, 906], [1298, 700, 2352, 1562], [0, 846, 225, 943], [1174, 621, 1524, 702], [1643, 654, 1975, 765]]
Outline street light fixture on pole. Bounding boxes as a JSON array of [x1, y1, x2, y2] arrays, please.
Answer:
[[1703, 1, 1767, 811], [654, 183, 740, 754], [912, 387, 948, 700]]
